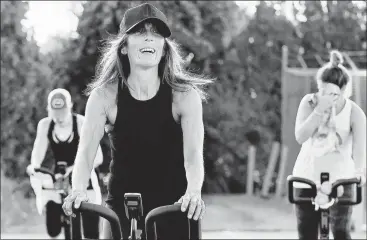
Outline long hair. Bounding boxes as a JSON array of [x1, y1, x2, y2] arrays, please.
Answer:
[[84, 25, 214, 100]]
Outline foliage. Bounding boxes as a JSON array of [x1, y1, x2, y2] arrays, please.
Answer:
[[2, 1, 366, 194], [1, 1, 53, 178]]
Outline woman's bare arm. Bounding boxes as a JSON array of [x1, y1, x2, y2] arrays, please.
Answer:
[[30, 118, 50, 167], [295, 94, 324, 144], [351, 101, 366, 172], [178, 89, 205, 193], [76, 115, 104, 168], [71, 89, 107, 191]]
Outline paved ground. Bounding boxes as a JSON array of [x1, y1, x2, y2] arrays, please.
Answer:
[[1, 231, 367, 239], [2, 194, 366, 239]]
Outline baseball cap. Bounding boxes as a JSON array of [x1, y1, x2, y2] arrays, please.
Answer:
[[120, 3, 171, 38], [47, 88, 72, 111]]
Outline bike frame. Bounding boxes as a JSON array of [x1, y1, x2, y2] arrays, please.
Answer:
[[34, 162, 80, 240], [124, 193, 144, 240], [73, 202, 202, 240], [319, 172, 330, 239], [287, 172, 362, 240], [145, 204, 202, 240]]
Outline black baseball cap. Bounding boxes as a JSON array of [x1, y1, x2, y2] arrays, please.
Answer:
[[119, 3, 171, 38]]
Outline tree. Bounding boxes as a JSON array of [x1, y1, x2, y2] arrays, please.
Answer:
[[1, 1, 53, 179], [202, 1, 301, 192], [294, 0, 366, 58]]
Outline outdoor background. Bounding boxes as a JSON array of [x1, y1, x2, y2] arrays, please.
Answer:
[[1, 1, 366, 239]]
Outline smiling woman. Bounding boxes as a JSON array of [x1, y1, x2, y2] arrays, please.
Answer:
[[60, 3, 214, 239], [23, 1, 82, 47]]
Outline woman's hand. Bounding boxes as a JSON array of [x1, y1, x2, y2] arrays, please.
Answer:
[[314, 92, 335, 114], [176, 190, 205, 221], [356, 168, 366, 186], [315, 83, 341, 113], [62, 190, 89, 217]]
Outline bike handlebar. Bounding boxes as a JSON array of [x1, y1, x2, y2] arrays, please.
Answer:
[[73, 202, 122, 240], [331, 178, 362, 204], [34, 167, 56, 182], [287, 175, 362, 205], [287, 176, 317, 203], [73, 202, 201, 240], [145, 204, 201, 240]]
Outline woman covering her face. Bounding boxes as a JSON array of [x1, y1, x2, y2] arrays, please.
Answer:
[[292, 50, 366, 240]]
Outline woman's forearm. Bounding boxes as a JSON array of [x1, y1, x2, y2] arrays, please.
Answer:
[[352, 103, 366, 172], [353, 150, 366, 171], [353, 126, 366, 171], [71, 150, 95, 192], [295, 109, 323, 144], [353, 140, 366, 178], [71, 90, 106, 192], [185, 152, 204, 193], [30, 151, 45, 168], [93, 145, 103, 168]]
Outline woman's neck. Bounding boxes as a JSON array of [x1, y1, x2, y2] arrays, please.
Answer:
[[56, 113, 73, 129], [127, 67, 160, 100]]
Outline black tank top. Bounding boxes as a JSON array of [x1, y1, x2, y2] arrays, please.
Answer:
[[47, 114, 79, 167], [107, 80, 187, 212]]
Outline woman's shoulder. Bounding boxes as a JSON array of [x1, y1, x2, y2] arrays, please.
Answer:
[[38, 117, 52, 128], [299, 93, 316, 108], [300, 93, 315, 101], [90, 82, 118, 102], [349, 99, 366, 119], [172, 86, 200, 103]]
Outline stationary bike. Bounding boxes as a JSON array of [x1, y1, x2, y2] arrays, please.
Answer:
[[33, 161, 81, 240], [287, 172, 362, 240], [73, 193, 201, 240]]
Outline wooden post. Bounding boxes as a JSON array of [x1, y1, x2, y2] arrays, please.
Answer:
[[218, 176, 229, 193], [314, 54, 325, 66], [281, 45, 289, 198], [246, 145, 256, 196], [261, 141, 281, 197], [297, 55, 308, 69], [275, 144, 289, 198], [282, 45, 288, 72]]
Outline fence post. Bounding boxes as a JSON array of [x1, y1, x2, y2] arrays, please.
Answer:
[[246, 145, 256, 196], [261, 141, 280, 197], [275, 144, 289, 198]]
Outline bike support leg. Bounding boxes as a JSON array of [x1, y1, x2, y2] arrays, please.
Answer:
[[320, 172, 330, 240], [129, 218, 140, 240], [320, 209, 329, 240]]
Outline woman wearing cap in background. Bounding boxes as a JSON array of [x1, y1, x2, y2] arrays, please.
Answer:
[[62, 3, 214, 239], [292, 50, 366, 240], [27, 88, 103, 239]]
